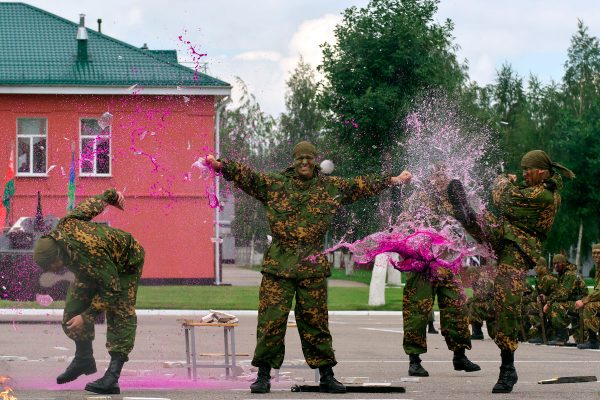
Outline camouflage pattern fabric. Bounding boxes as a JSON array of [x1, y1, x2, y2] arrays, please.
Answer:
[[46, 189, 144, 359], [582, 301, 600, 333], [475, 174, 563, 351], [222, 161, 392, 279], [402, 271, 472, 355], [251, 273, 335, 369], [467, 268, 495, 327], [221, 161, 393, 368], [547, 263, 588, 333], [526, 271, 558, 339]]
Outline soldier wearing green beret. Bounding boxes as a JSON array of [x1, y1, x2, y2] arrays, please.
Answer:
[[448, 150, 574, 393], [33, 189, 143, 395], [206, 141, 411, 394], [575, 244, 600, 349]]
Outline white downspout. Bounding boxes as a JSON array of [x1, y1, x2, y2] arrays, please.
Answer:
[[214, 96, 231, 285]]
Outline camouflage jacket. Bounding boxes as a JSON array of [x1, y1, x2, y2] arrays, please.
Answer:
[[534, 272, 558, 298], [491, 173, 562, 266], [583, 263, 600, 304], [48, 189, 142, 318], [547, 263, 587, 304], [221, 161, 392, 278]]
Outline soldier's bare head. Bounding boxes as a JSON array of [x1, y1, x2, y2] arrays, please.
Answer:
[[592, 244, 600, 264]]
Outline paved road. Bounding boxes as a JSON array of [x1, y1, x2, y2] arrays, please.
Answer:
[[1, 313, 599, 399]]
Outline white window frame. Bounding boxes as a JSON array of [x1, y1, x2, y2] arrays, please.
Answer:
[[79, 117, 112, 177], [16, 117, 48, 177]]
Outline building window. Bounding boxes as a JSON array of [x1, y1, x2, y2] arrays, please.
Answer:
[[80, 118, 111, 176], [16, 118, 47, 176]]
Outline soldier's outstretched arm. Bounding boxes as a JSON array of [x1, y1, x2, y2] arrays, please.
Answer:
[[66, 188, 123, 221], [333, 170, 411, 205], [206, 154, 272, 202]]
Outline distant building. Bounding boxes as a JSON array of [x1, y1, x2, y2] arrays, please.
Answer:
[[0, 3, 231, 283]]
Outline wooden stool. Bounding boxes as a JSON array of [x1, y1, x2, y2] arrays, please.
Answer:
[[182, 320, 238, 380]]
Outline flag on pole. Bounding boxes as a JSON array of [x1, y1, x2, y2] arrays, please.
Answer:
[[2, 144, 15, 227], [67, 146, 76, 211]]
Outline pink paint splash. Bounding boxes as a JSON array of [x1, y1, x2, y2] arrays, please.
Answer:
[[178, 31, 208, 82], [192, 156, 221, 209]]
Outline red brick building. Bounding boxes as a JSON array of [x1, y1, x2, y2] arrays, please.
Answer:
[[0, 3, 231, 284]]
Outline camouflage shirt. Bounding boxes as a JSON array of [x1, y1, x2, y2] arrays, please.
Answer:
[[584, 263, 600, 304], [547, 263, 587, 304], [492, 173, 563, 266], [47, 189, 142, 317], [534, 272, 558, 298], [222, 161, 392, 278]]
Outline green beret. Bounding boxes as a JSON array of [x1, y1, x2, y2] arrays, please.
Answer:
[[552, 254, 568, 264], [33, 237, 60, 269], [536, 256, 547, 268], [520, 150, 575, 179], [292, 141, 317, 159], [592, 244, 600, 251]]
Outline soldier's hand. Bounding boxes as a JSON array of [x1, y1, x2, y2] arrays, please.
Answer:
[[114, 191, 125, 210], [66, 315, 84, 332], [391, 170, 412, 185], [575, 300, 584, 309], [508, 174, 517, 183], [205, 155, 222, 170], [543, 303, 549, 314]]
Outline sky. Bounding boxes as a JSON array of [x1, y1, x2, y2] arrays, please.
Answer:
[[8, 0, 600, 116]]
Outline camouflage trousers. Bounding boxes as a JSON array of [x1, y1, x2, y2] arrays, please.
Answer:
[[526, 301, 553, 340], [467, 297, 494, 326], [402, 272, 471, 355], [582, 301, 600, 333], [492, 242, 529, 352], [547, 301, 578, 331], [62, 247, 144, 360], [252, 273, 336, 369]]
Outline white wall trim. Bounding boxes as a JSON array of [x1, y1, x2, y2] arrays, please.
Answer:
[[0, 85, 231, 96]]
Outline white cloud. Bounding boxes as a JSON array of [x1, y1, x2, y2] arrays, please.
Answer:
[[283, 13, 341, 72], [234, 51, 282, 62]]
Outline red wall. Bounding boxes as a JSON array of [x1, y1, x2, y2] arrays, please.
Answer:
[[0, 94, 216, 282]]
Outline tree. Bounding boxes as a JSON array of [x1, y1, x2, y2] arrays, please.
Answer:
[[318, 0, 466, 239], [220, 78, 278, 252], [279, 56, 325, 146]]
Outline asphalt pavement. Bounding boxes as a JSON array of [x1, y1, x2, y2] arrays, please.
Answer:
[[1, 312, 599, 400]]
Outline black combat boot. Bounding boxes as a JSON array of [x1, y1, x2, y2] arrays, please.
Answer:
[[56, 341, 96, 384], [577, 330, 599, 349], [408, 354, 429, 377], [471, 323, 484, 340], [427, 320, 439, 334], [453, 348, 481, 372], [447, 179, 486, 243], [492, 350, 518, 393], [84, 353, 125, 394], [318, 365, 346, 393], [548, 328, 569, 346], [250, 365, 271, 393]]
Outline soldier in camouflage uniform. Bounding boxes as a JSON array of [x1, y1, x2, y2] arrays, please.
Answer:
[[448, 150, 574, 393], [466, 265, 495, 340], [33, 189, 143, 395], [401, 168, 480, 377], [576, 243, 600, 349], [205, 142, 411, 394], [543, 254, 588, 345], [527, 257, 558, 344]]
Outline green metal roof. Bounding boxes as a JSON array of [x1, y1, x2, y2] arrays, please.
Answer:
[[0, 2, 230, 88]]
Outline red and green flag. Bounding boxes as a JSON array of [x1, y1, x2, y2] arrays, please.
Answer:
[[2, 145, 15, 226]]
